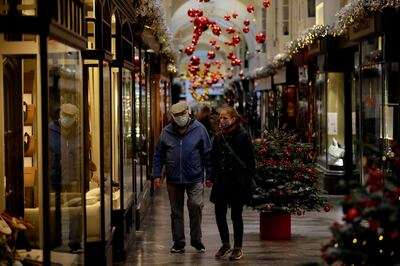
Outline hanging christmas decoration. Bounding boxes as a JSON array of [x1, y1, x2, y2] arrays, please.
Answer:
[[256, 32, 266, 43], [185, 45, 195, 55], [187, 8, 197, 17], [224, 15, 231, 21], [190, 56, 201, 66], [247, 5, 255, 13], [263, 0, 271, 8], [243, 19, 250, 26], [212, 25, 222, 36], [226, 26, 235, 34], [232, 12, 238, 19], [207, 50, 216, 59], [232, 34, 241, 45], [243, 26, 250, 33]]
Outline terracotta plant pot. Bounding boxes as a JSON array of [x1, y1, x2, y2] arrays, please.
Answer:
[[259, 212, 291, 240]]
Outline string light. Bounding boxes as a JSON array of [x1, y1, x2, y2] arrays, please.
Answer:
[[352, 238, 358, 244]]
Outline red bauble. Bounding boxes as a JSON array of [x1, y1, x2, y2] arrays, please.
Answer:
[[194, 16, 209, 32], [204, 61, 211, 68], [215, 44, 220, 50], [243, 26, 250, 33], [297, 210, 303, 216], [232, 35, 241, 45], [243, 19, 250, 26], [191, 56, 201, 66], [209, 39, 216, 46], [346, 208, 358, 220], [196, 9, 203, 17], [258, 148, 267, 155], [226, 27, 235, 34], [212, 78, 218, 84], [256, 32, 266, 43], [232, 12, 238, 19], [187, 8, 196, 17], [324, 206, 331, 212], [185, 46, 194, 55], [212, 25, 221, 36], [227, 52, 234, 59], [263, 0, 271, 8], [234, 58, 241, 66], [247, 5, 255, 13], [224, 15, 231, 21], [207, 51, 216, 60]]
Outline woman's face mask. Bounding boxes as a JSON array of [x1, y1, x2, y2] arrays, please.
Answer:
[[60, 115, 76, 128], [219, 111, 235, 129], [173, 114, 189, 127]]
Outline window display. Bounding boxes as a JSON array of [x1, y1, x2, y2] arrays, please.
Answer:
[[46, 39, 84, 262], [122, 68, 134, 208]]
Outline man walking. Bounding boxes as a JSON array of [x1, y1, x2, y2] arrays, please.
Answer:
[[152, 101, 212, 253]]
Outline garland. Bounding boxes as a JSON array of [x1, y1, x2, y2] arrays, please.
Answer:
[[248, 0, 400, 80], [133, 0, 176, 63]]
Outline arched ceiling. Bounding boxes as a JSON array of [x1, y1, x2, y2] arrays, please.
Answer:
[[167, 0, 263, 77]]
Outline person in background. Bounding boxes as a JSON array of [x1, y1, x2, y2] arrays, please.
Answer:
[[152, 101, 212, 253], [206, 106, 255, 261], [196, 105, 213, 138], [49, 103, 82, 253]]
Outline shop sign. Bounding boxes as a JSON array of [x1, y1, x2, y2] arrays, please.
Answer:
[[255, 76, 272, 91], [274, 66, 286, 84]]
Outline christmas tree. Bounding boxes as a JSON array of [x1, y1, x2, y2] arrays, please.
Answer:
[[251, 130, 328, 215], [322, 141, 400, 265]]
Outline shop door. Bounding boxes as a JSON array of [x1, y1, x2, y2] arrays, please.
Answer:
[[3, 57, 24, 215]]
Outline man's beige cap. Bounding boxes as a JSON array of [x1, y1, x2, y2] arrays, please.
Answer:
[[170, 101, 188, 115], [61, 103, 79, 116]]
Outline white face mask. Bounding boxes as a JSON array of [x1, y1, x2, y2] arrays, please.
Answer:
[[60, 115, 76, 128], [173, 114, 189, 127]]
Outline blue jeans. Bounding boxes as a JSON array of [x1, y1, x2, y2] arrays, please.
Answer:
[[167, 182, 204, 245]]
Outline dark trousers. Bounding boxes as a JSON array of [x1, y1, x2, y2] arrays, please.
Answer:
[[215, 201, 244, 248]]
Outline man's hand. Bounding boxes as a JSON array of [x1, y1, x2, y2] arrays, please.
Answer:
[[153, 177, 161, 188], [205, 179, 213, 188]]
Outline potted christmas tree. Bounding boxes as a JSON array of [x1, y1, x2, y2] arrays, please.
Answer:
[[251, 130, 328, 240], [322, 144, 400, 265]]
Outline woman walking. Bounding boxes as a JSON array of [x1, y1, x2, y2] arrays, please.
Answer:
[[206, 106, 255, 260]]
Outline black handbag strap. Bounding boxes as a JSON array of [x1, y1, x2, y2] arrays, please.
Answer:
[[221, 134, 247, 169]]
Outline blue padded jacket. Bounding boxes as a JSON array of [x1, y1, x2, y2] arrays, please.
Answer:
[[152, 119, 212, 184]]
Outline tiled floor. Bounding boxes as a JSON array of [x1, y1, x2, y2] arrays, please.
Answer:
[[123, 182, 343, 266]]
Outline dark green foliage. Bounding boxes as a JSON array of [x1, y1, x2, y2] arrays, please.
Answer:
[[322, 145, 400, 265], [251, 130, 327, 215]]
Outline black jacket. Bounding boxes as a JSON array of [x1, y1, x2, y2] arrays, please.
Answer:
[[210, 126, 255, 204]]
